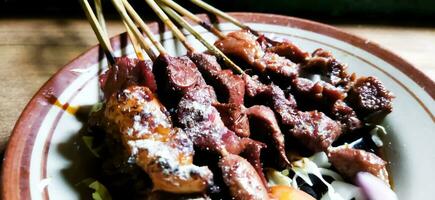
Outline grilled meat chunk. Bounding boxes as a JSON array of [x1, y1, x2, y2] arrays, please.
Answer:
[[153, 54, 206, 106], [214, 103, 250, 138], [216, 30, 300, 85], [252, 52, 299, 87], [190, 53, 245, 104], [103, 85, 213, 193], [349, 76, 394, 118], [99, 57, 156, 98], [328, 146, 390, 185], [261, 37, 310, 63], [239, 139, 267, 186], [292, 77, 346, 104], [219, 154, 270, 200], [331, 100, 362, 131], [291, 111, 342, 152], [247, 105, 290, 166], [177, 86, 244, 155], [214, 30, 263, 65], [302, 49, 356, 91]]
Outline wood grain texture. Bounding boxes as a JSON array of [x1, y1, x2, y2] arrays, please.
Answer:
[[0, 19, 433, 151]]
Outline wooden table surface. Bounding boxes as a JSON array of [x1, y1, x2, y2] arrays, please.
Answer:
[[0, 18, 434, 152]]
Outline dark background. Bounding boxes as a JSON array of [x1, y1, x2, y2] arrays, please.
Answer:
[[1, 0, 434, 26]]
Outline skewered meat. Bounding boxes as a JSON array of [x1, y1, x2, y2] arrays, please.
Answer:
[[213, 103, 250, 138], [177, 86, 244, 155], [239, 139, 267, 186], [103, 85, 213, 193], [348, 76, 394, 118], [291, 111, 342, 152], [146, 192, 211, 200], [190, 53, 245, 104], [243, 74, 269, 97], [214, 30, 263, 65], [215, 30, 300, 86], [247, 105, 290, 166], [219, 154, 270, 200], [252, 52, 299, 87], [328, 146, 390, 185], [331, 100, 362, 131], [257, 35, 310, 63], [302, 49, 356, 91], [99, 57, 156, 98], [292, 77, 346, 104], [292, 78, 362, 131], [153, 54, 206, 105]]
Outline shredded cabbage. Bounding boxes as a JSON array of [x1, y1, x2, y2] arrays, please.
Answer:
[[82, 136, 101, 158], [266, 152, 364, 200], [370, 125, 388, 147], [88, 180, 112, 200]]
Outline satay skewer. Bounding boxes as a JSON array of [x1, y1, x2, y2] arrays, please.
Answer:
[[150, 0, 245, 74], [79, 0, 116, 66], [111, 0, 157, 59], [157, 0, 226, 39], [121, 0, 167, 54], [189, 0, 262, 35]]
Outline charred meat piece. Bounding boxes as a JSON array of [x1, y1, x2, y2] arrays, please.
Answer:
[[177, 86, 244, 155], [240, 138, 268, 186], [214, 30, 263, 65], [153, 54, 206, 105], [302, 49, 356, 91], [263, 39, 310, 63], [331, 100, 362, 132], [99, 57, 156, 98], [292, 78, 361, 131], [328, 146, 389, 185], [216, 30, 300, 85], [103, 85, 213, 193], [252, 52, 299, 87], [267, 85, 299, 126], [247, 105, 290, 166], [349, 76, 394, 118], [291, 111, 342, 152], [219, 154, 270, 200], [190, 53, 245, 104], [213, 103, 250, 138], [292, 77, 346, 105], [243, 74, 269, 97]]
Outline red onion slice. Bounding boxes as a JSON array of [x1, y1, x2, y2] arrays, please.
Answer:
[[356, 172, 398, 200]]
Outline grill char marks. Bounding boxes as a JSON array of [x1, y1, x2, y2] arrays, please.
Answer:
[[103, 86, 213, 193]]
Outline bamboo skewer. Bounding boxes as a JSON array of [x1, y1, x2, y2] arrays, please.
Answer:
[[144, 0, 195, 53], [189, 0, 265, 38], [79, 0, 116, 66], [122, 0, 167, 55], [94, 0, 108, 37], [158, 3, 245, 75], [157, 0, 225, 39], [111, 0, 157, 59]]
